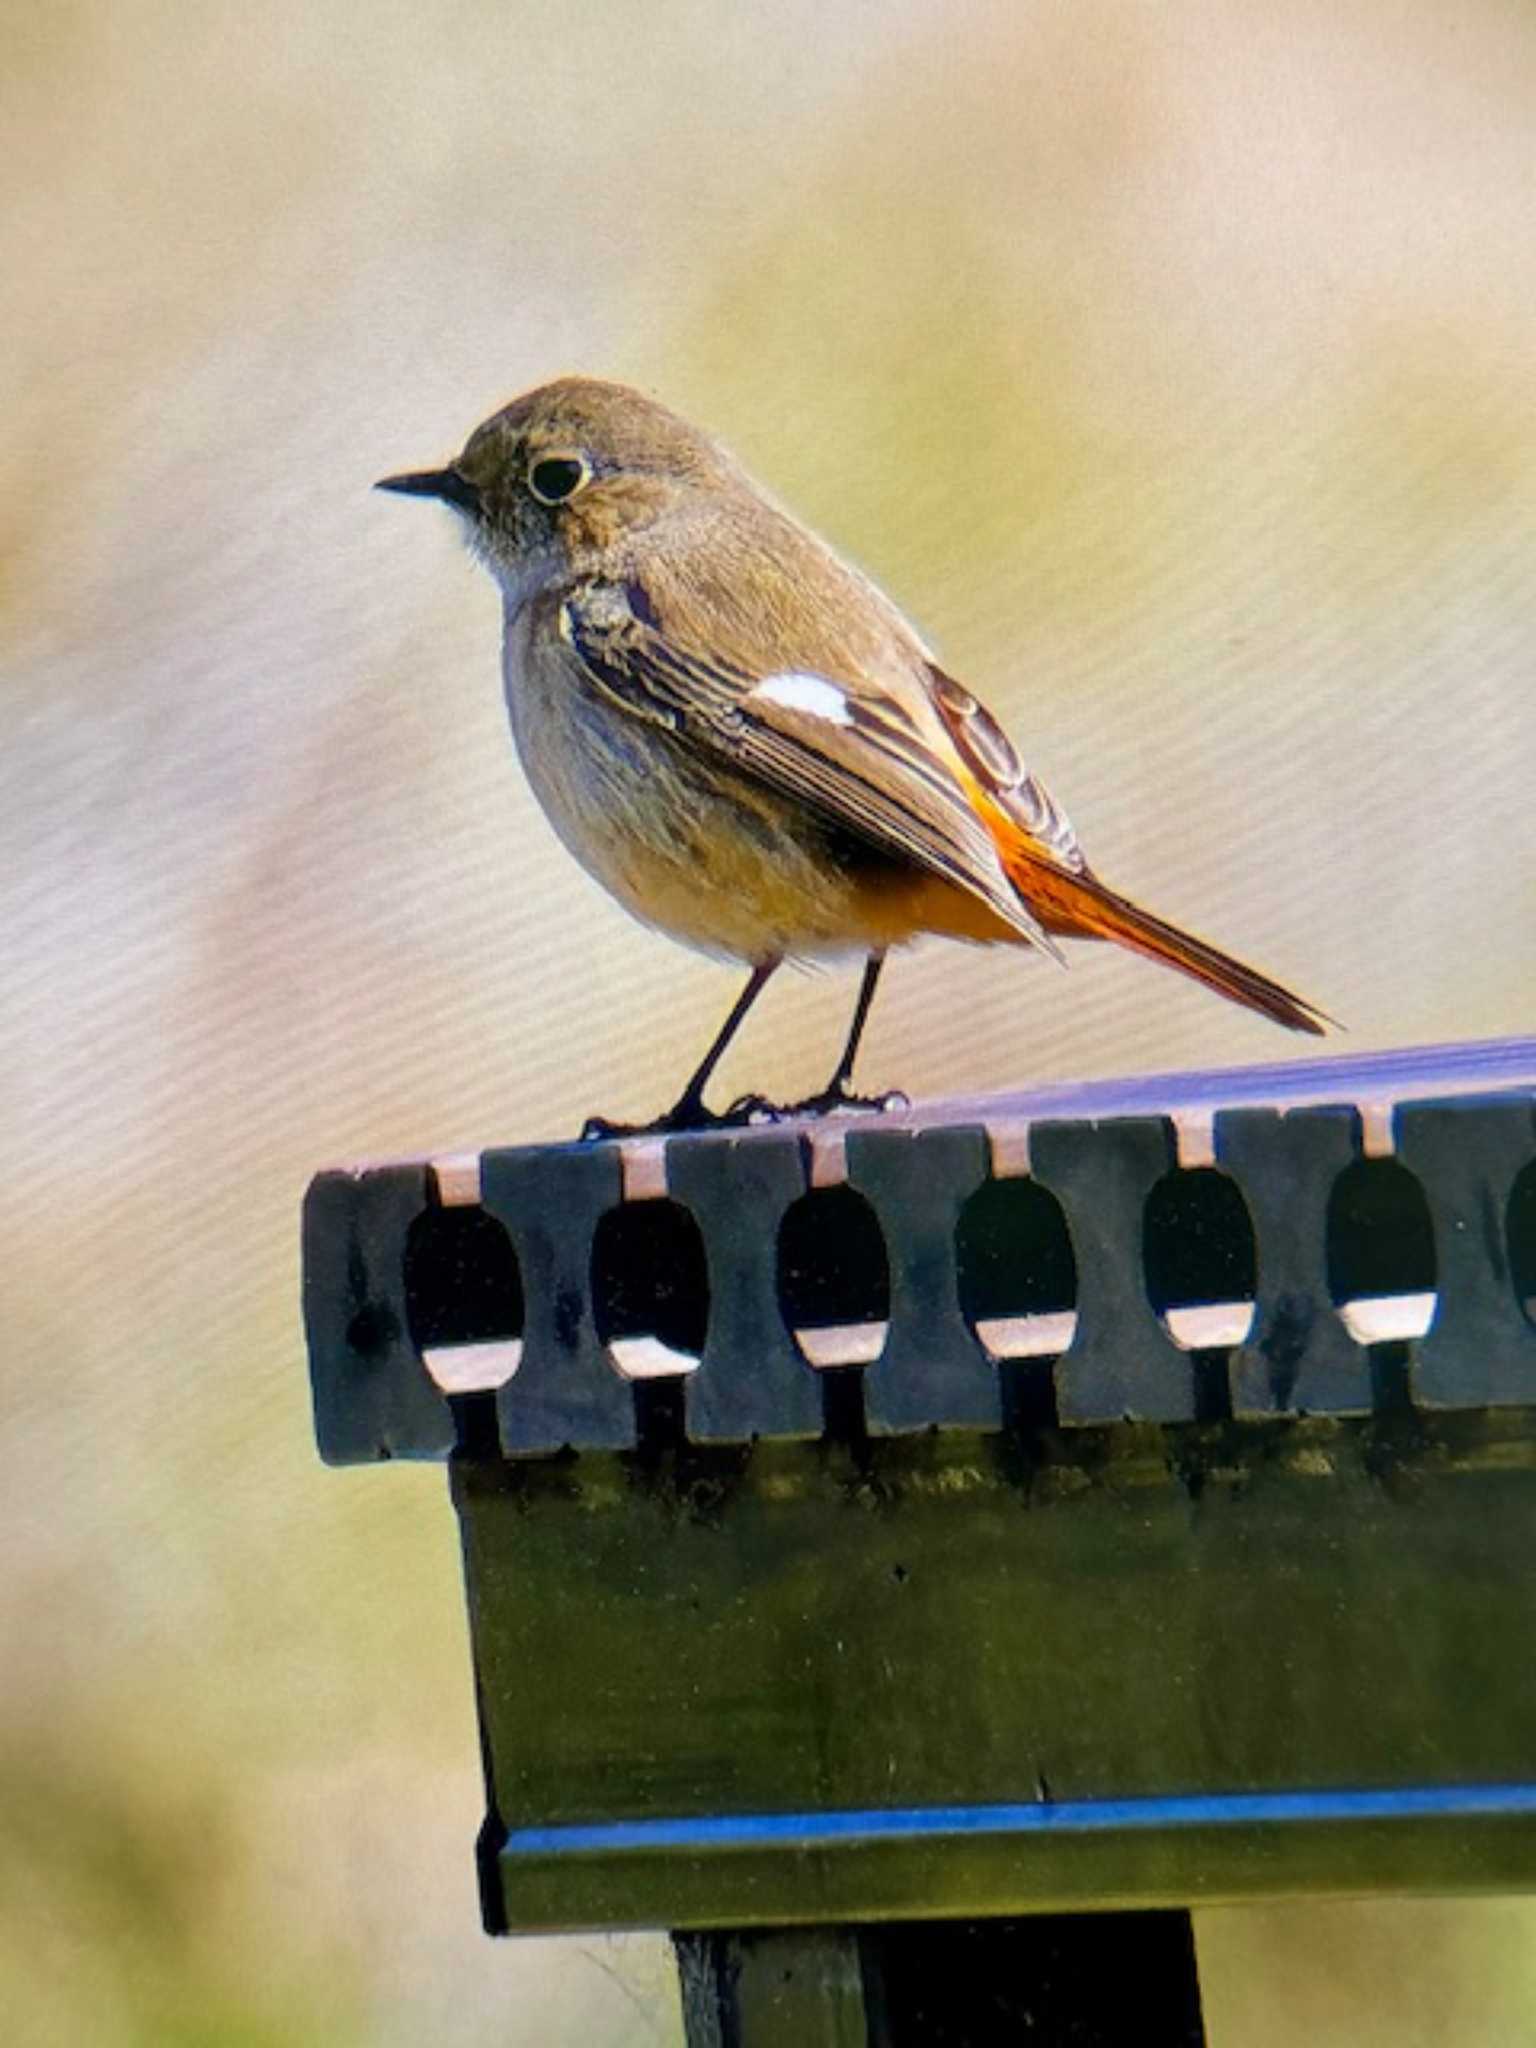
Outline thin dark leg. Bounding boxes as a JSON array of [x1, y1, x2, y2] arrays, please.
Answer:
[[581, 960, 780, 1140], [727, 951, 907, 1125], [670, 959, 781, 1122], [824, 951, 886, 1096], [789, 949, 905, 1115]]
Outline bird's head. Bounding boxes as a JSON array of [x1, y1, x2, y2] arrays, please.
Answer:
[[377, 376, 734, 609]]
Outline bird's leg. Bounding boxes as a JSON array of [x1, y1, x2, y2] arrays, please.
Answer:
[[662, 958, 782, 1127], [580, 959, 781, 1140], [731, 953, 908, 1124], [820, 950, 889, 1104]]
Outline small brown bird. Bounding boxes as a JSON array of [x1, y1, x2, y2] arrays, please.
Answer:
[[380, 377, 1326, 1135]]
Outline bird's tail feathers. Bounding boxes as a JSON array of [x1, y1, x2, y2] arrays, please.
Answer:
[[997, 847, 1330, 1037]]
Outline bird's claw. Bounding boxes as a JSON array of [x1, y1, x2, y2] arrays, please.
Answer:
[[723, 1083, 909, 1124], [721, 1092, 784, 1126], [579, 1114, 637, 1142], [579, 1094, 767, 1141], [580, 1084, 906, 1141]]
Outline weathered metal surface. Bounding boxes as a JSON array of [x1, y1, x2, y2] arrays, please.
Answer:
[[302, 1160, 454, 1463], [456, 1411, 1536, 1931], [300, 1038, 1536, 1936], [675, 1928, 869, 2048], [303, 1038, 1536, 1459], [672, 1913, 1206, 2048]]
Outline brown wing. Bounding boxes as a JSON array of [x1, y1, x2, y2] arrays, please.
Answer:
[[560, 577, 1060, 954], [925, 664, 1088, 876], [923, 667, 1329, 1032]]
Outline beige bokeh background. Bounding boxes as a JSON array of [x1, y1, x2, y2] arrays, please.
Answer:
[[5, 2, 1535, 2041]]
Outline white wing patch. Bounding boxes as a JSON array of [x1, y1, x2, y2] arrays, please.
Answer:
[[749, 671, 854, 727]]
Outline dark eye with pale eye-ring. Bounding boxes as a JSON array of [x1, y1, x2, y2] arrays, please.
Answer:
[[528, 455, 589, 505]]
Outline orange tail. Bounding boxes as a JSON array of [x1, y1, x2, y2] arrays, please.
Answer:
[[1001, 848, 1329, 1036]]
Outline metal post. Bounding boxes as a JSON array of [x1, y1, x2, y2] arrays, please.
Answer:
[[676, 1929, 869, 2048], [675, 1912, 1205, 2046], [301, 1038, 1536, 2040]]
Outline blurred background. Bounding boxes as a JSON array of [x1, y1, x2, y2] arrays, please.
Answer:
[[5, 0, 1535, 2040]]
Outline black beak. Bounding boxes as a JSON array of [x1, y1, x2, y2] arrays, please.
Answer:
[[375, 467, 483, 516]]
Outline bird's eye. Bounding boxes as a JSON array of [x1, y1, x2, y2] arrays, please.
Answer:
[[527, 454, 590, 505]]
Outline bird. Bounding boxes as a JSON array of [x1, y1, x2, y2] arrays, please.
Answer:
[[378, 376, 1327, 1136]]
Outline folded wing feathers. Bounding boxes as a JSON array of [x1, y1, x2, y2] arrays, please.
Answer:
[[563, 581, 1055, 952]]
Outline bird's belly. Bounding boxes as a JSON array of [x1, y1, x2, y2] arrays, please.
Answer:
[[503, 624, 953, 961]]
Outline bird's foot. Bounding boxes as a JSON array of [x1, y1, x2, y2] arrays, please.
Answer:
[[580, 1083, 907, 1141], [723, 1081, 909, 1125], [578, 1094, 766, 1141], [580, 1114, 648, 1142]]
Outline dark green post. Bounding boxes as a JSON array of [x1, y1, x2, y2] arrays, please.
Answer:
[[303, 1038, 1536, 2045]]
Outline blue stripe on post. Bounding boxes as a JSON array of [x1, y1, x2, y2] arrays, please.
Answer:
[[499, 1783, 1536, 1859]]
